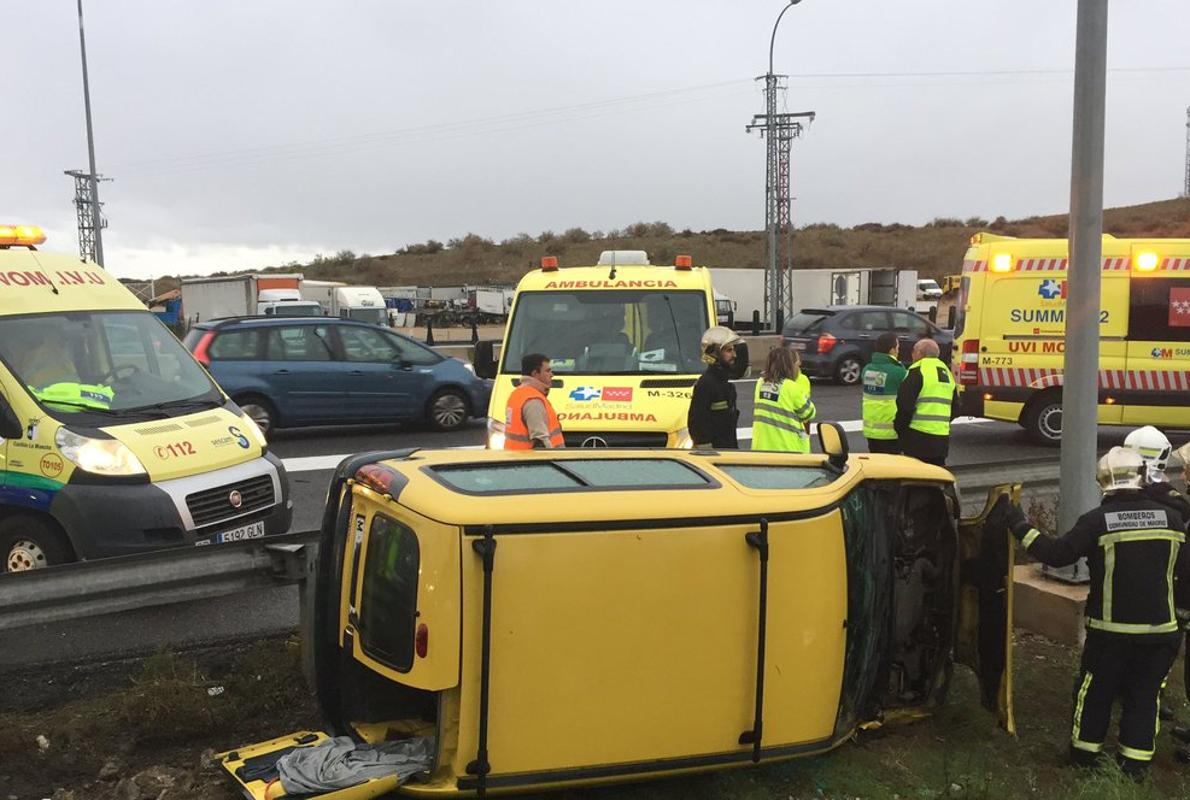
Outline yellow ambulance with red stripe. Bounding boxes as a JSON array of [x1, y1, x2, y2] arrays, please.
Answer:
[[481, 251, 725, 449], [953, 232, 1190, 444]]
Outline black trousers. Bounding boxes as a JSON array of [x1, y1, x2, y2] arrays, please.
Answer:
[[1070, 629, 1180, 767], [866, 438, 900, 454], [898, 429, 949, 467]]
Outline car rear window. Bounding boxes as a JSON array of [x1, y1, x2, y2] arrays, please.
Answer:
[[783, 312, 830, 336], [429, 459, 710, 494], [717, 464, 835, 490], [358, 514, 420, 672]]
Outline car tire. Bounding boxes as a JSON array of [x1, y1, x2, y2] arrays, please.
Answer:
[[1, 515, 71, 573], [427, 389, 469, 433], [235, 395, 278, 436], [1022, 392, 1063, 446], [835, 356, 863, 386]]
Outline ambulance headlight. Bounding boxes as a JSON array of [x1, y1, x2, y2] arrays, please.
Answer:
[[56, 428, 147, 477], [674, 427, 694, 449], [487, 418, 505, 450]]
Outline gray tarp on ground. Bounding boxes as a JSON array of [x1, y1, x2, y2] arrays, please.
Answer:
[[277, 736, 435, 794]]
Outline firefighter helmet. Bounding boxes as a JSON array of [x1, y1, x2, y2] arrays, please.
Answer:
[[700, 326, 743, 366], [1124, 425, 1172, 482], [1096, 446, 1145, 494]]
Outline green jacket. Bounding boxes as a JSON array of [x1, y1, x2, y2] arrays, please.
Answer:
[[861, 353, 907, 441]]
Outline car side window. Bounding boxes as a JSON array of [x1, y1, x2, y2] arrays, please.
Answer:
[[339, 326, 401, 363], [891, 312, 929, 335], [840, 311, 890, 332], [1129, 277, 1190, 343], [209, 330, 261, 360], [265, 325, 334, 362], [387, 333, 441, 366]]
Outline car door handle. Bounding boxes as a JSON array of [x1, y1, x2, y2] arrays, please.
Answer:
[[349, 370, 366, 375], [273, 369, 291, 375]]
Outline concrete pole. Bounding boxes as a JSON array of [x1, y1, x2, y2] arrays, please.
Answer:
[[1058, 0, 1108, 559], [77, 0, 105, 268]]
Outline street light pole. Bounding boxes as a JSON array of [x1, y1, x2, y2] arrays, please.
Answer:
[[76, 0, 105, 268], [1056, 0, 1109, 580]]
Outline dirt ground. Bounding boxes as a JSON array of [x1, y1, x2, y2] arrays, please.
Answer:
[[3, 633, 1189, 800]]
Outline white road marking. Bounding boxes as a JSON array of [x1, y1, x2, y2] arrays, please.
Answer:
[[280, 418, 994, 473]]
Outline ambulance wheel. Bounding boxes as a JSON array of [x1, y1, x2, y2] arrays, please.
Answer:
[[835, 356, 863, 385], [1022, 392, 1063, 446], [236, 395, 277, 436], [1, 515, 71, 573], [427, 389, 469, 432]]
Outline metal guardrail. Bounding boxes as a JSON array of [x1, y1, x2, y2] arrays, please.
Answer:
[[2, 455, 1173, 635], [0, 530, 318, 633]]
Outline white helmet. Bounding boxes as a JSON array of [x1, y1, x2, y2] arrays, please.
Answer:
[[1096, 446, 1145, 494], [1123, 425, 1172, 482], [700, 325, 743, 366]]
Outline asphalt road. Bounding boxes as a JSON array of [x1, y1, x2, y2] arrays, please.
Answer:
[[1, 380, 1135, 670]]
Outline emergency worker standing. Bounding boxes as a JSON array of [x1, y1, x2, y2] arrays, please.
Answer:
[[688, 326, 742, 449], [752, 346, 814, 453], [997, 447, 1189, 776], [504, 353, 564, 449], [862, 332, 908, 454], [895, 338, 958, 467]]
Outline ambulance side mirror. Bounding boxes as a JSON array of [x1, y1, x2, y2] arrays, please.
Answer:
[[473, 340, 498, 380], [817, 421, 848, 471], [0, 396, 21, 439]]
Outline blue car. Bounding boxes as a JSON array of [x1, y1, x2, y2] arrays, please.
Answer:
[[183, 317, 491, 434]]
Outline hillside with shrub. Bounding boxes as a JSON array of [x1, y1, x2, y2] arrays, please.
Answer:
[[163, 197, 1190, 289]]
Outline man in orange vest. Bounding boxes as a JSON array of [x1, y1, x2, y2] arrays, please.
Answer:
[[504, 353, 565, 449]]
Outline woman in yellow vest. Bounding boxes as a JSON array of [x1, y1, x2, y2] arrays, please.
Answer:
[[752, 346, 815, 452]]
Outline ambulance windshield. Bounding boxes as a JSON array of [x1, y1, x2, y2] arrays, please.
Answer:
[[0, 311, 220, 416], [501, 290, 708, 375]]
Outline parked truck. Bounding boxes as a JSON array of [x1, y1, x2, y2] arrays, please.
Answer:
[[180, 273, 323, 328], [300, 279, 388, 325], [710, 267, 919, 329]]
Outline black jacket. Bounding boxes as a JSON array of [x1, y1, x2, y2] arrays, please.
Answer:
[[1144, 481, 1190, 610], [688, 364, 738, 449], [1011, 491, 1189, 635]]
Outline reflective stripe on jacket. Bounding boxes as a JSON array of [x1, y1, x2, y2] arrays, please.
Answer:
[[504, 384, 563, 449], [861, 353, 906, 441], [752, 372, 814, 453], [907, 357, 955, 437]]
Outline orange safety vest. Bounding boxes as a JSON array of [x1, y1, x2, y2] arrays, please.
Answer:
[[504, 383, 564, 449]]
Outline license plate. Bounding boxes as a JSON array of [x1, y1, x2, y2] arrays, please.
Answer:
[[789, 341, 806, 351], [197, 520, 266, 547]]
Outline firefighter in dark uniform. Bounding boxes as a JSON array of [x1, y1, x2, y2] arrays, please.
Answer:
[[1123, 427, 1190, 754], [688, 326, 743, 449], [996, 446, 1188, 776]]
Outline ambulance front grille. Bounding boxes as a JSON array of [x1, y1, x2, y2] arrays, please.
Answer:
[[562, 431, 668, 448], [186, 475, 275, 527]]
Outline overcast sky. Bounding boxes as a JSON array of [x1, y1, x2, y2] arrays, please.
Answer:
[[4, 1, 1188, 279]]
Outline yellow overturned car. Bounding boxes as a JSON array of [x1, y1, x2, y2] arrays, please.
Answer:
[[220, 426, 1016, 798]]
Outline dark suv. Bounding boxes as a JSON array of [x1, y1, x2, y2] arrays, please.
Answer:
[[782, 305, 953, 385], [183, 317, 491, 434]]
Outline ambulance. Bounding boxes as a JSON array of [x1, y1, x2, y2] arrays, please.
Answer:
[[478, 251, 738, 449], [0, 226, 292, 572], [219, 430, 1016, 798], [954, 233, 1190, 445]]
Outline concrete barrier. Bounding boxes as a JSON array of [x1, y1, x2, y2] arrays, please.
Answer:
[[1013, 563, 1088, 647], [434, 335, 786, 370]]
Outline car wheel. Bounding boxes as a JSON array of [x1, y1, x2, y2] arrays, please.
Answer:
[[1, 515, 71, 573], [1022, 392, 1062, 446], [427, 389, 469, 432], [835, 356, 863, 386], [236, 396, 277, 436]]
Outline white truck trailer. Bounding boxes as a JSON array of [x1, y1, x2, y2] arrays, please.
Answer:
[[710, 267, 918, 329], [300, 279, 388, 325], [181, 273, 322, 327]]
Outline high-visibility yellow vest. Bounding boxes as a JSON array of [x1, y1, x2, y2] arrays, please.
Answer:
[[861, 353, 905, 441], [752, 373, 814, 453], [907, 357, 955, 436], [30, 382, 115, 411]]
